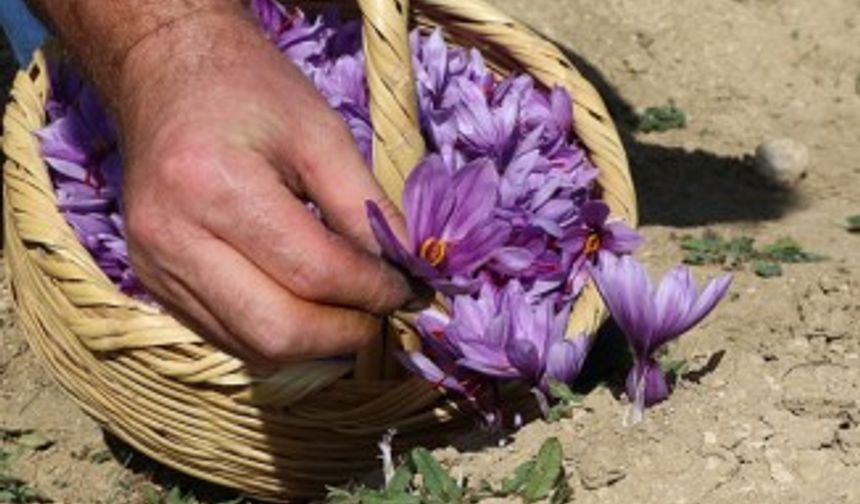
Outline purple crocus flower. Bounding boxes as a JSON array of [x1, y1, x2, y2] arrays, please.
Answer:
[[451, 77, 519, 165], [560, 200, 642, 298], [453, 281, 590, 391], [398, 309, 479, 398], [402, 282, 589, 394], [37, 86, 120, 196], [589, 253, 732, 423], [563, 201, 642, 257], [366, 155, 510, 294]]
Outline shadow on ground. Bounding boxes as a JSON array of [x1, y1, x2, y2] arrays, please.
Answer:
[[103, 432, 249, 503], [553, 39, 801, 227]]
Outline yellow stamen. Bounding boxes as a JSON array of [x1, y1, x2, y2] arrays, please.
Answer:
[[419, 237, 448, 267], [584, 233, 602, 256]]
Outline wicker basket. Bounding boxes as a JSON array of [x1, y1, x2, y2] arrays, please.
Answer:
[[1, 0, 636, 500]]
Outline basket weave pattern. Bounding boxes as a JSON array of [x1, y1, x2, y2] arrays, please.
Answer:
[[2, 0, 636, 499]]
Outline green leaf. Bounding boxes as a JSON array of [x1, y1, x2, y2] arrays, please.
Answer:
[[760, 237, 826, 263], [636, 103, 687, 133], [325, 486, 362, 504], [547, 380, 579, 403], [363, 494, 422, 504], [410, 448, 461, 503], [14, 431, 53, 451], [752, 261, 782, 278], [141, 485, 162, 504], [660, 358, 688, 378], [0, 476, 51, 503], [498, 460, 535, 496], [0, 448, 19, 471], [681, 251, 708, 266], [88, 449, 113, 464], [545, 405, 570, 423], [847, 214, 860, 233], [520, 438, 564, 503], [384, 466, 414, 497]]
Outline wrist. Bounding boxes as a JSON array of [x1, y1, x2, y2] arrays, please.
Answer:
[[115, 7, 266, 142], [29, 0, 251, 112]]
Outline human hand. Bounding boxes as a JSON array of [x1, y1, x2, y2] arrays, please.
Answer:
[[108, 7, 415, 362]]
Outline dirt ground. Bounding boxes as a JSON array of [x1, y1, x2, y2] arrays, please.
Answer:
[[2, 0, 860, 502]]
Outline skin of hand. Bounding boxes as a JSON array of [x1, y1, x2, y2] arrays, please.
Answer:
[[30, 1, 418, 363]]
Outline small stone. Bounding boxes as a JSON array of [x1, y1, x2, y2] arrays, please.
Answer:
[[703, 431, 718, 445], [622, 53, 649, 74], [754, 138, 809, 187], [765, 450, 796, 484]]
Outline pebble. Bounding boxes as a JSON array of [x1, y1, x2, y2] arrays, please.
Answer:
[[754, 138, 809, 187]]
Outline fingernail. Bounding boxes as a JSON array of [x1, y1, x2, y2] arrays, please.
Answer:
[[402, 278, 434, 312]]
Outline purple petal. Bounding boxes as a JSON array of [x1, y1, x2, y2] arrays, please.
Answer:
[[458, 354, 519, 379], [444, 158, 500, 239], [423, 29, 448, 93], [626, 358, 670, 412], [403, 155, 454, 248], [366, 201, 411, 265], [650, 266, 699, 340], [445, 219, 511, 274], [601, 221, 644, 255], [589, 253, 655, 358], [366, 200, 439, 281], [675, 274, 733, 339], [542, 333, 590, 387], [397, 351, 467, 395], [506, 338, 541, 380], [490, 246, 536, 275], [548, 86, 573, 134], [36, 118, 88, 166], [581, 200, 610, 227]]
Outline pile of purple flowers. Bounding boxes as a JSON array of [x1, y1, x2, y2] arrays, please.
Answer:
[[36, 64, 146, 297], [37, 0, 731, 421]]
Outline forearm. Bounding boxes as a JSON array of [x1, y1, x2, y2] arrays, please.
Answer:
[[27, 0, 252, 110]]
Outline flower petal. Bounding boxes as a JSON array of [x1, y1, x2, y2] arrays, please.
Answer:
[[403, 155, 454, 248], [581, 200, 610, 227], [674, 274, 733, 341], [542, 333, 590, 387], [589, 253, 655, 357], [445, 219, 511, 274], [625, 358, 670, 410], [397, 351, 467, 395], [445, 158, 500, 239]]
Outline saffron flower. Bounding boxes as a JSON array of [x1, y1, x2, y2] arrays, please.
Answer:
[[399, 282, 590, 401], [453, 281, 590, 391], [366, 155, 510, 294], [590, 253, 732, 423], [560, 200, 643, 297]]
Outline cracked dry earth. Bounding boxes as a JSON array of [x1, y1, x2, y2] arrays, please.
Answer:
[[2, 0, 860, 502]]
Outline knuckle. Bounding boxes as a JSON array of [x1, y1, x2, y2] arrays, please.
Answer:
[[245, 321, 305, 362], [285, 250, 333, 299], [124, 204, 162, 249]]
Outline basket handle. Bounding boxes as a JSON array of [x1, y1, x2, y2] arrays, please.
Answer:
[[354, 0, 425, 380], [356, 0, 425, 203]]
